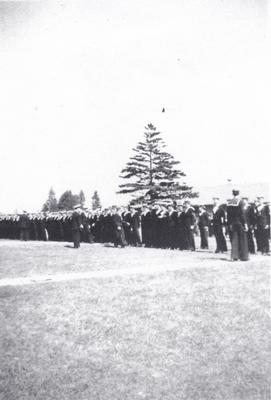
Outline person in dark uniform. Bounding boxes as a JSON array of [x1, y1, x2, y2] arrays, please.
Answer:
[[167, 204, 178, 249], [211, 197, 227, 253], [29, 214, 38, 240], [198, 205, 209, 249], [130, 206, 142, 246], [19, 211, 31, 241], [103, 209, 114, 243], [227, 190, 248, 261], [176, 204, 186, 250], [111, 207, 126, 247], [242, 197, 256, 254], [156, 204, 168, 249], [183, 200, 196, 251], [80, 208, 92, 243], [255, 196, 270, 255], [13, 215, 20, 239], [37, 213, 48, 241], [141, 205, 153, 247], [122, 207, 132, 245], [71, 204, 83, 248]]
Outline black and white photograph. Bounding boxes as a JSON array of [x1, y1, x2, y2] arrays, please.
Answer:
[[0, 1, 270, 399]]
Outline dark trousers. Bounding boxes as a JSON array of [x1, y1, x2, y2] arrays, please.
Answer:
[[20, 229, 30, 241], [81, 229, 94, 243], [214, 225, 227, 252], [114, 228, 126, 247], [131, 227, 142, 246], [247, 229, 255, 254], [199, 227, 209, 249], [142, 227, 153, 247], [177, 228, 186, 250], [256, 227, 270, 254], [230, 224, 248, 261], [168, 226, 177, 249], [184, 228, 195, 251], [73, 230, 81, 248]]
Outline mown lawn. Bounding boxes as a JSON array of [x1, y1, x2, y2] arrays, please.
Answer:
[[0, 240, 270, 400]]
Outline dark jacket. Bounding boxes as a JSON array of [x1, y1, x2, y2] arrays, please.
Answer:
[[72, 211, 82, 231], [256, 205, 270, 228], [131, 212, 141, 230], [212, 207, 226, 226], [227, 198, 246, 228], [183, 208, 196, 229], [198, 211, 209, 228], [112, 213, 124, 230], [19, 214, 31, 229]]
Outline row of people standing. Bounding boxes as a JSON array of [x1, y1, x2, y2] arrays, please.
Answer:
[[0, 195, 269, 258], [209, 192, 270, 260], [0, 202, 199, 250], [69, 201, 198, 250]]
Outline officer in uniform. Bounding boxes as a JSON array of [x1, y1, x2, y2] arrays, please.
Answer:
[[130, 206, 142, 246], [167, 204, 178, 249], [141, 205, 153, 247], [111, 206, 126, 248], [19, 211, 31, 241], [175, 204, 185, 250], [198, 205, 209, 249], [242, 197, 256, 254], [255, 196, 270, 255], [183, 200, 196, 251], [71, 204, 83, 248], [211, 197, 227, 253]]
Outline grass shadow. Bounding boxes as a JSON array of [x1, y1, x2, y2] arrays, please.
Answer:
[[201, 256, 230, 262]]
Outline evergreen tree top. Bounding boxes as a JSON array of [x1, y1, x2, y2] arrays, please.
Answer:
[[118, 123, 197, 203]]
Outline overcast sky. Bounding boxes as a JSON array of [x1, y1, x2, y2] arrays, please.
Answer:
[[0, 0, 270, 212]]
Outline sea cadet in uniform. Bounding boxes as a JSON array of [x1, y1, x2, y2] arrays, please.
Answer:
[[211, 197, 227, 253], [71, 204, 83, 248], [227, 190, 248, 261]]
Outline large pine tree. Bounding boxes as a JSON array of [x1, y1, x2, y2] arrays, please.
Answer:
[[118, 123, 197, 203]]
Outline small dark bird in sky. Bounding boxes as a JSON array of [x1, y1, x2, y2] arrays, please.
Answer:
[[162, 108, 165, 112]]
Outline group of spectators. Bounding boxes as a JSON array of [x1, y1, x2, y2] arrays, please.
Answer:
[[0, 191, 269, 260]]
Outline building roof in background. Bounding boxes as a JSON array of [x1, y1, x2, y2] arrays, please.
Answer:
[[194, 182, 269, 205]]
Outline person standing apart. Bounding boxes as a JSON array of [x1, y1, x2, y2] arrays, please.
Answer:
[[72, 204, 83, 248], [111, 207, 126, 248]]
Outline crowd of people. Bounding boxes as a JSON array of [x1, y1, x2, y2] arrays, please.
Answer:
[[0, 191, 270, 260]]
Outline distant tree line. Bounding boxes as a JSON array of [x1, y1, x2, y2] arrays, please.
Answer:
[[42, 188, 101, 212]]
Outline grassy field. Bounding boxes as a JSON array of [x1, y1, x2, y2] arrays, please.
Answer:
[[0, 239, 270, 400]]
